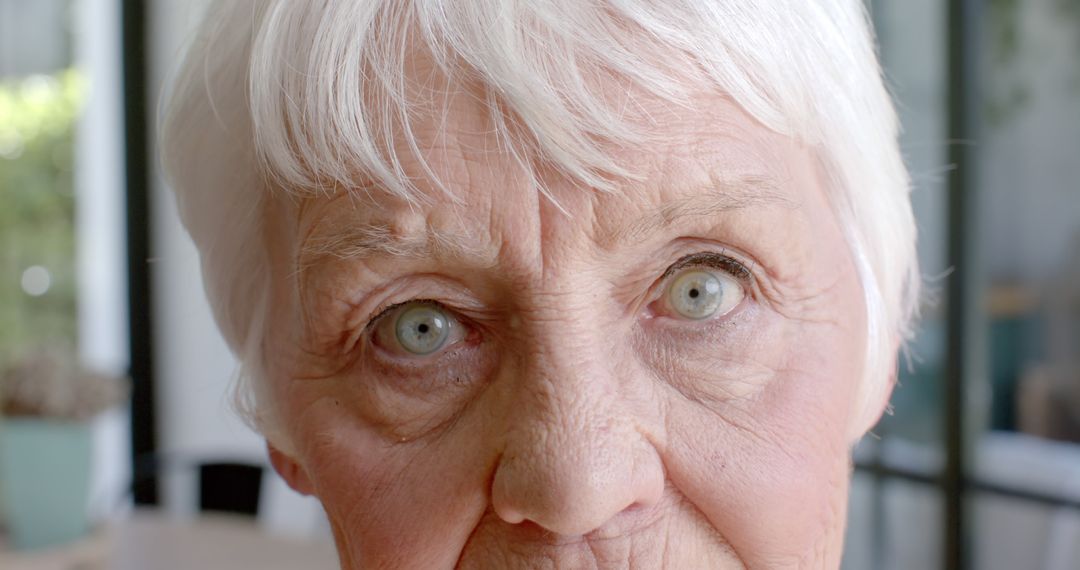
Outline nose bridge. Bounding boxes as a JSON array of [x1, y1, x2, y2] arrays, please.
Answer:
[[525, 307, 610, 413], [490, 306, 662, 536], [511, 296, 619, 440], [514, 321, 616, 452]]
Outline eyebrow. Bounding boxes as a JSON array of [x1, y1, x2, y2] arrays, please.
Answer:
[[299, 222, 485, 268], [299, 174, 791, 265], [601, 174, 792, 246]]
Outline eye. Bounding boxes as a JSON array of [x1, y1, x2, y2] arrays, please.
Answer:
[[664, 267, 745, 320], [373, 301, 462, 356]]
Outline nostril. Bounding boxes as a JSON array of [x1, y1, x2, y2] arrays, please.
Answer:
[[503, 493, 645, 538], [490, 447, 666, 537], [581, 499, 668, 542], [493, 502, 527, 525]]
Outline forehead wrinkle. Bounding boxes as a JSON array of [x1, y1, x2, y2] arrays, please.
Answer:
[[297, 214, 492, 272], [602, 174, 793, 247]]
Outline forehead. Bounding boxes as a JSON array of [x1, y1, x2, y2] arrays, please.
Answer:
[[294, 85, 821, 268]]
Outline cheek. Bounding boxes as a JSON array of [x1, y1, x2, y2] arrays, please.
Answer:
[[656, 311, 863, 566], [260, 292, 502, 565], [637, 302, 792, 405], [285, 399, 494, 567]]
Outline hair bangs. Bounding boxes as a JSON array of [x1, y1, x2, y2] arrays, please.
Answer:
[[245, 0, 834, 205]]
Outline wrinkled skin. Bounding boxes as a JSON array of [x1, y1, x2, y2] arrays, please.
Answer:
[[259, 62, 888, 569]]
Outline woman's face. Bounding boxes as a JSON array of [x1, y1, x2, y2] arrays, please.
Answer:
[[261, 74, 879, 568]]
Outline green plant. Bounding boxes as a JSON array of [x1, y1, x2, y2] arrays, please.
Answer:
[[0, 69, 84, 370], [1, 345, 128, 421]]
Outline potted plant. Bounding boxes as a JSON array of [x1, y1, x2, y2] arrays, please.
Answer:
[[0, 345, 128, 550]]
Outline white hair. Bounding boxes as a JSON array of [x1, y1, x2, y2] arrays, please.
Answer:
[[161, 0, 919, 451]]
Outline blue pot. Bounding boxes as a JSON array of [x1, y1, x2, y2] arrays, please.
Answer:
[[0, 418, 92, 550]]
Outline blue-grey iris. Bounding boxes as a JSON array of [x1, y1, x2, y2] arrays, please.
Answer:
[[668, 270, 726, 320], [395, 304, 452, 355]]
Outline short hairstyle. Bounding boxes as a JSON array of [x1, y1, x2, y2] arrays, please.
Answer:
[[161, 0, 919, 450]]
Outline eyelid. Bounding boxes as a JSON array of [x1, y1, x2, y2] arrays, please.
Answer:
[[661, 251, 754, 284], [364, 298, 445, 332]]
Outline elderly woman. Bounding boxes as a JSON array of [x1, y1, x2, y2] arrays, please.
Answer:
[[162, 0, 918, 567]]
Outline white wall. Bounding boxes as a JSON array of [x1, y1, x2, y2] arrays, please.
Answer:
[[0, 0, 68, 77], [74, 0, 131, 523]]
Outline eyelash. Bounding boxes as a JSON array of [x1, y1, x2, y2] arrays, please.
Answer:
[[364, 298, 443, 334], [661, 251, 754, 284], [362, 250, 753, 332]]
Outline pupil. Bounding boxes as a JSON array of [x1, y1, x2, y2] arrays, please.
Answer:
[[689, 288, 700, 299], [418, 323, 430, 334]]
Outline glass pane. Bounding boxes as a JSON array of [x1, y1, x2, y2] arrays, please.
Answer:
[[845, 0, 950, 565], [869, 0, 950, 450], [0, 1, 79, 372], [972, 0, 1080, 568], [845, 473, 944, 570], [1, 0, 131, 549]]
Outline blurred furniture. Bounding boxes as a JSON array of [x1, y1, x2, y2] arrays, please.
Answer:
[[156, 452, 331, 539], [0, 510, 338, 570], [198, 462, 264, 515], [1019, 364, 1080, 443], [1018, 229, 1080, 443]]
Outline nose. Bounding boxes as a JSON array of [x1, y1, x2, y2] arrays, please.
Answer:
[[490, 327, 665, 537]]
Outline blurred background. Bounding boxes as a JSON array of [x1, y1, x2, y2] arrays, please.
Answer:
[[0, 0, 1076, 568]]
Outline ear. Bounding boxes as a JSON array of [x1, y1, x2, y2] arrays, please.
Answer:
[[849, 341, 901, 442], [267, 441, 315, 496], [852, 374, 896, 440]]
